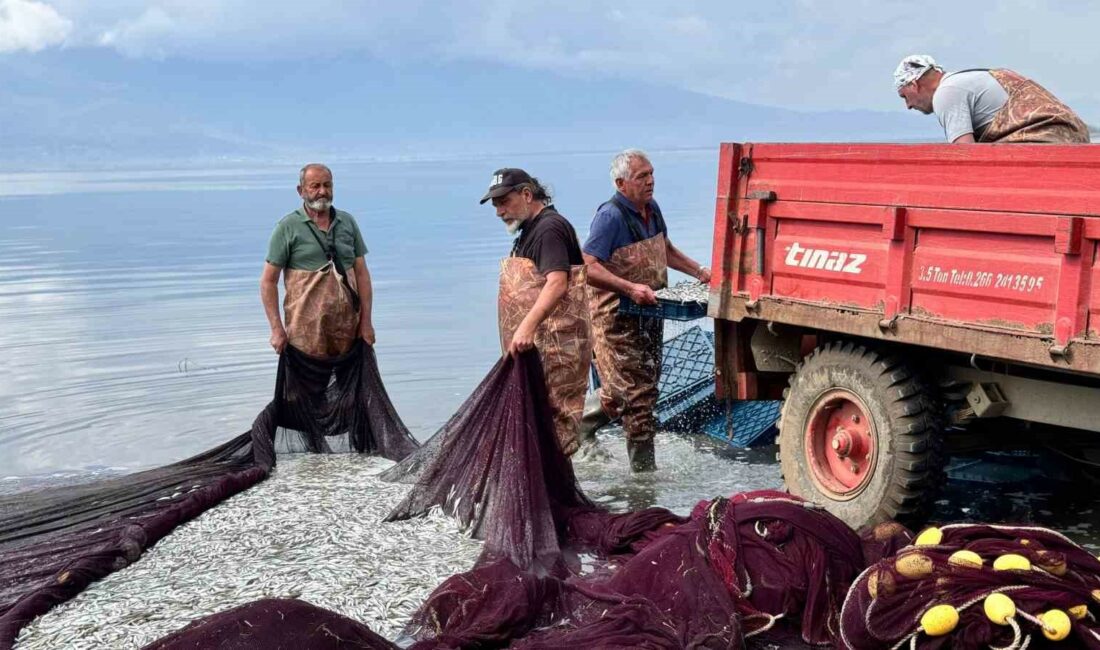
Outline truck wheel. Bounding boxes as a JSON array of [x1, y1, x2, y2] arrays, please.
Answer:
[[778, 341, 944, 530]]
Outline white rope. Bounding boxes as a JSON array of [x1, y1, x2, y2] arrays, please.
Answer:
[[989, 616, 1023, 650], [743, 612, 784, 638]]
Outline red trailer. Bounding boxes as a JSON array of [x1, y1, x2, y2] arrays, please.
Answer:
[[709, 142, 1100, 529]]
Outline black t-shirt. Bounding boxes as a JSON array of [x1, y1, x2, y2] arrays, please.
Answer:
[[511, 206, 584, 275]]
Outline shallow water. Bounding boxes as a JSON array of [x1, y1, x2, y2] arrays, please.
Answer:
[[0, 152, 715, 479], [2, 153, 1099, 550]]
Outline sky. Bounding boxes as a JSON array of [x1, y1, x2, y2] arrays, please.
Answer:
[[3, 0, 1099, 167]]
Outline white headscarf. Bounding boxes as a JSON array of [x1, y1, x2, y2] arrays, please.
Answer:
[[893, 54, 942, 90]]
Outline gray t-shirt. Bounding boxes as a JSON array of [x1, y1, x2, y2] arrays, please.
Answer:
[[932, 70, 1009, 142]]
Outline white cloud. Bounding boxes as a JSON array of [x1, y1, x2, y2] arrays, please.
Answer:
[[0, 0, 71, 53], [22, 1, 1100, 116]]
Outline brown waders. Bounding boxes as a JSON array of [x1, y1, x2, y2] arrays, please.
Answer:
[[283, 260, 360, 358], [587, 231, 668, 472], [980, 69, 1090, 144], [498, 257, 592, 457]]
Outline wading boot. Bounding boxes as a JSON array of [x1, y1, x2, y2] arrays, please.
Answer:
[[627, 438, 657, 473], [575, 393, 612, 460]]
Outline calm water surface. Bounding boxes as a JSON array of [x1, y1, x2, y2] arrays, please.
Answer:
[[0, 151, 1096, 547]]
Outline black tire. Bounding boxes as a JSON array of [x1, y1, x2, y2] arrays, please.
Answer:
[[778, 340, 945, 530]]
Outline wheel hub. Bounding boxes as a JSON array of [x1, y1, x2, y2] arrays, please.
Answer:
[[804, 389, 876, 498]]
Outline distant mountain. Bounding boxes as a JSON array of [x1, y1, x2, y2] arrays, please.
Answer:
[[0, 50, 940, 170]]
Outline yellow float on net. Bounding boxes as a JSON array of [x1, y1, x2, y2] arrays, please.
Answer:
[[984, 593, 1016, 625], [948, 549, 983, 568], [1039, 609, 1071, 641], [914, 527, 944, 546], [1068, 605, 1088, 620], [1034, 550, 1068, 576], [993, 553, 1032, 571], [896, 552, 934, 579], [867, 568, 896, 599], [920, 604, 960, 636]]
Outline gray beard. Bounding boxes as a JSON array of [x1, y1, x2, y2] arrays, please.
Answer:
[[305, 198, 332, 212], [505, 220, 523, 235]]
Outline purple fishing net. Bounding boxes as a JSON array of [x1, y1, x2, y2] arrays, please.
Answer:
[[142, 598, 395, 650], [131, 490, 863, 649], [0, 342, 417, 649], [840, 523, 1100, 649], [382, 351, 866, 648], [7, 342, 893, 650], [383, 351, 593, 570]]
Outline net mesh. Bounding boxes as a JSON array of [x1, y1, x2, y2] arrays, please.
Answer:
[[11, 340, 1100, 650], [840, 523, 1100, 649], [124, 351, 867, 649], [0, 341, 417, 648], [383, 351, 593, 570]]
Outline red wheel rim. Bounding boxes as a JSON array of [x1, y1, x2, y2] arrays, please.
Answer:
[[803, 389, 875, 499]]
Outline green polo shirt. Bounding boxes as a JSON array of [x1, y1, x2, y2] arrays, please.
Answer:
[[266, 207, 368, 271]]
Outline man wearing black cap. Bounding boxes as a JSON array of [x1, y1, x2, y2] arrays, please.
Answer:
[[482, 168, 592, 457]]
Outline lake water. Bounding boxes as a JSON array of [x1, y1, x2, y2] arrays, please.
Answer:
[[1, 150, 1097, 548], [0, 150, 718, 478]]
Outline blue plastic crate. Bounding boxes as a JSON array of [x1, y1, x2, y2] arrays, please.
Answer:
[[590, 325, 781, 448], [702, 399, 782, 447], [618, 295, 707, 321], [658, 325, 715, 395]]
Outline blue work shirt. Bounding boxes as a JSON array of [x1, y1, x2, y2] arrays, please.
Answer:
[[582, 192, 669, 262]]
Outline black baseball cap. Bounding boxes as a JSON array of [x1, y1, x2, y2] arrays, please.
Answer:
[[479, 168, 533, 204]]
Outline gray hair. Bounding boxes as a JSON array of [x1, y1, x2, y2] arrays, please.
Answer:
[[610, 148, 650, 186], [299, 163, 333, 186], [517, 176, 553, 203]]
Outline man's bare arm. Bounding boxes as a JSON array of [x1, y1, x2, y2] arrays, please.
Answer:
[[260, 262, 287, 353], [352, 257, 375, 345], [665, 240, 711, 283], [952, 133, 977, 144]]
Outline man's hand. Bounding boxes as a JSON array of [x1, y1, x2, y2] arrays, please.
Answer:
[[270, 326, 288, 354], [696, 266, 712, 284], [627, 283, 658, 305], [508, 322, 537, 357], [360, 322, 376, 346]]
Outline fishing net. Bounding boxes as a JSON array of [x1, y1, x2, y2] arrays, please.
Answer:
[[125, 350, 865, 649], [124, 490, 863, 649], [383, 350, 593, 570], [840, 523, 1100, 649], [0, 341, 417, 649], [272, 342, 419, 459], [401, 490, 864, 648], [143, 598, 395, 650], [6, 342, 888, 649]]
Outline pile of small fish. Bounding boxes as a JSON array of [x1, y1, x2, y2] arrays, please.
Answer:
[[655, 281, 709, 304], [14, 455, 482, 650]]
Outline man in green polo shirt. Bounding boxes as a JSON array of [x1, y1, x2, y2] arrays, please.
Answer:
[[260, 163, 374, 358]]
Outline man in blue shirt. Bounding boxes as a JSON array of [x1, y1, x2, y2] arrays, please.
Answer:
[[578, 149, 711, 471]]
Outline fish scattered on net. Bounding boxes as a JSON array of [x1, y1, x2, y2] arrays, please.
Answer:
[[0, 341, 418, 649], [128, 351, 869, 649], [10, 338, 1100, 649], [14, 455, 482, 649]]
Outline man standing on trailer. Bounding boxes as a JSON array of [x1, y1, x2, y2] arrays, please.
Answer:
[[894, 54, 1090, 144], [579, 149, 711, 472], [482, 168, 592, 457], [260, 163, 375, 357]]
